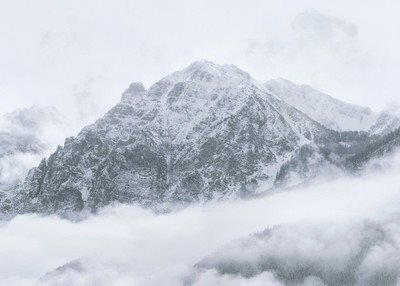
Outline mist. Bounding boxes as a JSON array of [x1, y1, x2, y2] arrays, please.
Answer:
[[0, 106, 73, 188], [0, 152, 399, 286], [1, 0, 400, 118], [1, 1, 400, 285]]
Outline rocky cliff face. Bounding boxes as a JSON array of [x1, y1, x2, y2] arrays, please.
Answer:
[[1, 61, 398, 218]]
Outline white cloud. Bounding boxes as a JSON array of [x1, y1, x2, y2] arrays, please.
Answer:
[[0, 106, 71, 187], [1, 1, 400, 118], [0, 152, 400, 285], [245, 9, 400, 111]]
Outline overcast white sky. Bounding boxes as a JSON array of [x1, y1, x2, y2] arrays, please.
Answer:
[[1, 0, 400, 123]]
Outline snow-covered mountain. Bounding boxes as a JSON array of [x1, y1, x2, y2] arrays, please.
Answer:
[[1, 61, 344, 217], [0, 106, 65, 189], [369, 105, 400, 135], [265, 79, 400, 134], [0, 61, 398, 218]]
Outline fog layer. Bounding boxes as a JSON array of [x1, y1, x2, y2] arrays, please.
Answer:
[[1, 153, 400, 285]]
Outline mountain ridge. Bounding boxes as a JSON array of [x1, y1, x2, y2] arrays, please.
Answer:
[[265, 78, 400, 134], [1, 61, 399, 218]]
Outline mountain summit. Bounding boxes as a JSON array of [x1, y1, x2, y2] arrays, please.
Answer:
[[1, 61, 399, 217]]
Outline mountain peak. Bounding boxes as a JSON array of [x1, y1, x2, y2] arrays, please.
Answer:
[[166, 60, 254, 85], [121, 82, 146, 104], [6, 61, 386, 218], [181, 60, 226, 82], [186, 59, 217, 70]]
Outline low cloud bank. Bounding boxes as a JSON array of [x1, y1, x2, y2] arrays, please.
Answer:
[[1, 154, 400, 285]]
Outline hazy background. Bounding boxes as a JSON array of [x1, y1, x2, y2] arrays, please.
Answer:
[[1, 0, 400, 127], [2, 1, 400, 285]]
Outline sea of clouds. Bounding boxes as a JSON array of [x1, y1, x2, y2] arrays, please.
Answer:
[[1, 153, 400, 286]]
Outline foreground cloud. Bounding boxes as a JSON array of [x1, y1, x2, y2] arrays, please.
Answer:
[[197, 218, 400, 285], [0, 152, 399, 286]]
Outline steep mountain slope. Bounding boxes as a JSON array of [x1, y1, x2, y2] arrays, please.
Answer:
[[345, 128, 400, 170], [265, 79, 400, 134], [1, 61, 397, 218], [1, 61, 341, 217], [368, 106, 400, 135]]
